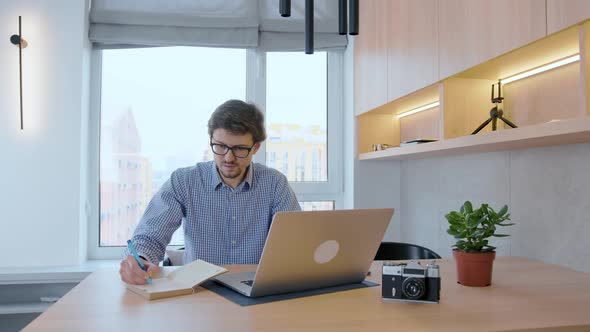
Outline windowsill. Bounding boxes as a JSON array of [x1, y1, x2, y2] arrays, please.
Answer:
[[0, 260, 120, 284]]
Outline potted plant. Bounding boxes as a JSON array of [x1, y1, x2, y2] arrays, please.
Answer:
[[445, 201, 513, 287]]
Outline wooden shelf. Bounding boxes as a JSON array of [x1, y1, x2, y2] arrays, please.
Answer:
[[359, 116, 590, 161], [357, 18, 590, 161]]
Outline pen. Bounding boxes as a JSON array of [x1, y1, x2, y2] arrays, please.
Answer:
[[127, 239, 153, 285]]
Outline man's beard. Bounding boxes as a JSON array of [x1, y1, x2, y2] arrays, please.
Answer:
[[219, 163, 241, 179]]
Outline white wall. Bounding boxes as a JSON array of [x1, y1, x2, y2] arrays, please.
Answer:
[[357, 143, 590, 272], [342, 29, 356, 210], [0, 0, 90, 267], [354, 160, 401, 242]]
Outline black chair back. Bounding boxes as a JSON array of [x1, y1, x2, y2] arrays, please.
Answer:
[[374, 242, 441, 260]]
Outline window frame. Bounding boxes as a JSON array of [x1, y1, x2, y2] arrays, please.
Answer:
[[88, 47, 345, 259]]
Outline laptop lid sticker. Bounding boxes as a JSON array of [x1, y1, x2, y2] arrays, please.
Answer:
[[314, 240, 340, 264]]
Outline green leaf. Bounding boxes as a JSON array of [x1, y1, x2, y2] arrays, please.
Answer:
[[463, 201, 473, 213], [445, 211, 463, 223], [448, 220, 461, 228], [497, 205, 508, 217], [467, 217, 482, 228], [489, 209, 498, 220], [449, 211, 464, 220], [472, 229, 485, 238], [447, 202, 513, 252]]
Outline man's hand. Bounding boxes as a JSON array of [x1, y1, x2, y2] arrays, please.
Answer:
[[119, 255, 160, 285]]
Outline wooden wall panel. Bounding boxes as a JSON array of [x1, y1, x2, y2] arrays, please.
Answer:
[[354, 0, 388, 115], [387, 0, 438, 102], [547, 0, 590, 34], [439, 0, 546, 80]]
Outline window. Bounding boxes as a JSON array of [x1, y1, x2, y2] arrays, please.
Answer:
[[266, 52, 327, 182], [299, 201, 335, 211], [91, 47, 343, 258], [98, 47, 245, 247]]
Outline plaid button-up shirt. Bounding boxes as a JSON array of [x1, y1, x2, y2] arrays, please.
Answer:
[[124, 161, 301, 265]]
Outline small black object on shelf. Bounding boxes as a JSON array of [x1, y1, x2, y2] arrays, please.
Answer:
[[472, 80, 518, 135], [399, 138, 438, 147]]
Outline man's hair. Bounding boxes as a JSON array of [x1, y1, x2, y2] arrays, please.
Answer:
[[208, 99, 266, 143]]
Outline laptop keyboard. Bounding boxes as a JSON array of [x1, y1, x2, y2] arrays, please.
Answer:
[[240, 280, 254, 287]]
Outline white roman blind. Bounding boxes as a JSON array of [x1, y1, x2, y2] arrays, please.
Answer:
[[89, 0, 259, 48], [89, 0, 347, 51]]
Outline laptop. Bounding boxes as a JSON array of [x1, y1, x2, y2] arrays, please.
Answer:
[[214, 208, 394, 297]]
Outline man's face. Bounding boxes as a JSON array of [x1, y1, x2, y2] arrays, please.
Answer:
[[211, 128, 260, 185]]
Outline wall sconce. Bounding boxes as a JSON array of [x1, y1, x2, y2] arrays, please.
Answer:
[[10, 16, 27, 130]]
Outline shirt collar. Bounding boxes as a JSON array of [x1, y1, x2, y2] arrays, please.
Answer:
[[209, 161, 254, 191]]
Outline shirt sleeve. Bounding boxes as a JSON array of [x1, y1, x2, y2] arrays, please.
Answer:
[[120, 169, 187, 264], [271, 173, 301, 215]]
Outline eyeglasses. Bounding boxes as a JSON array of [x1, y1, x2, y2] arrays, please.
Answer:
[[210, 141, 256, 158]]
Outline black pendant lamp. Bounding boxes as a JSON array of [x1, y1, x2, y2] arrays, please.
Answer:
[[305, 0, 314, 54], [279, 0, 359, 54], [348, 0, 359, 35], [339, 0, 347, 35], [280, 0, 291, 17]]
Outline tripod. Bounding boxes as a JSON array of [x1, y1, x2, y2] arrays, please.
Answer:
[[472, 80, 517, 135]]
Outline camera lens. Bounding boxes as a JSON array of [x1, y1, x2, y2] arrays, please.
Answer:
[[401, 277, 425, 300]]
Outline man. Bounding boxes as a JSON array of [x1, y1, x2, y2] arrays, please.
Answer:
[[120, 100, 301, 285]]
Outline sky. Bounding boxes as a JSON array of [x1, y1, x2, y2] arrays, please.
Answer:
[[101, 46, 327, 170]]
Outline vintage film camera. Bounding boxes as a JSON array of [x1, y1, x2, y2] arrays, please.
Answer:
[[382, 261, 440, 303]]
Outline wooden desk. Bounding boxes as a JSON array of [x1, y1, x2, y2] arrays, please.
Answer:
[[23, 257, 590, 332]]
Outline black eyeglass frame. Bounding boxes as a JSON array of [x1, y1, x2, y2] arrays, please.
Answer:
[[210, 141, 257, 158]]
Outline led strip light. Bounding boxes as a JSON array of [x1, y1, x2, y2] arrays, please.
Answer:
[[395, 55, 579, 118], [502, 54, 580, 84], [397, 101, 440, 119]]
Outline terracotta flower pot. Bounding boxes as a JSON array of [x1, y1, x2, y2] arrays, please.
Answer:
[[453, 250, 496, 287]]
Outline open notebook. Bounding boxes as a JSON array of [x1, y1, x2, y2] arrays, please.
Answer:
[[126, 259, 228, 300]]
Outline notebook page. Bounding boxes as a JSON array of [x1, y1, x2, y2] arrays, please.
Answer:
[[129, 278, 188, 293], [127, 267, 184, 293], [168, 259, 228, 287]]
